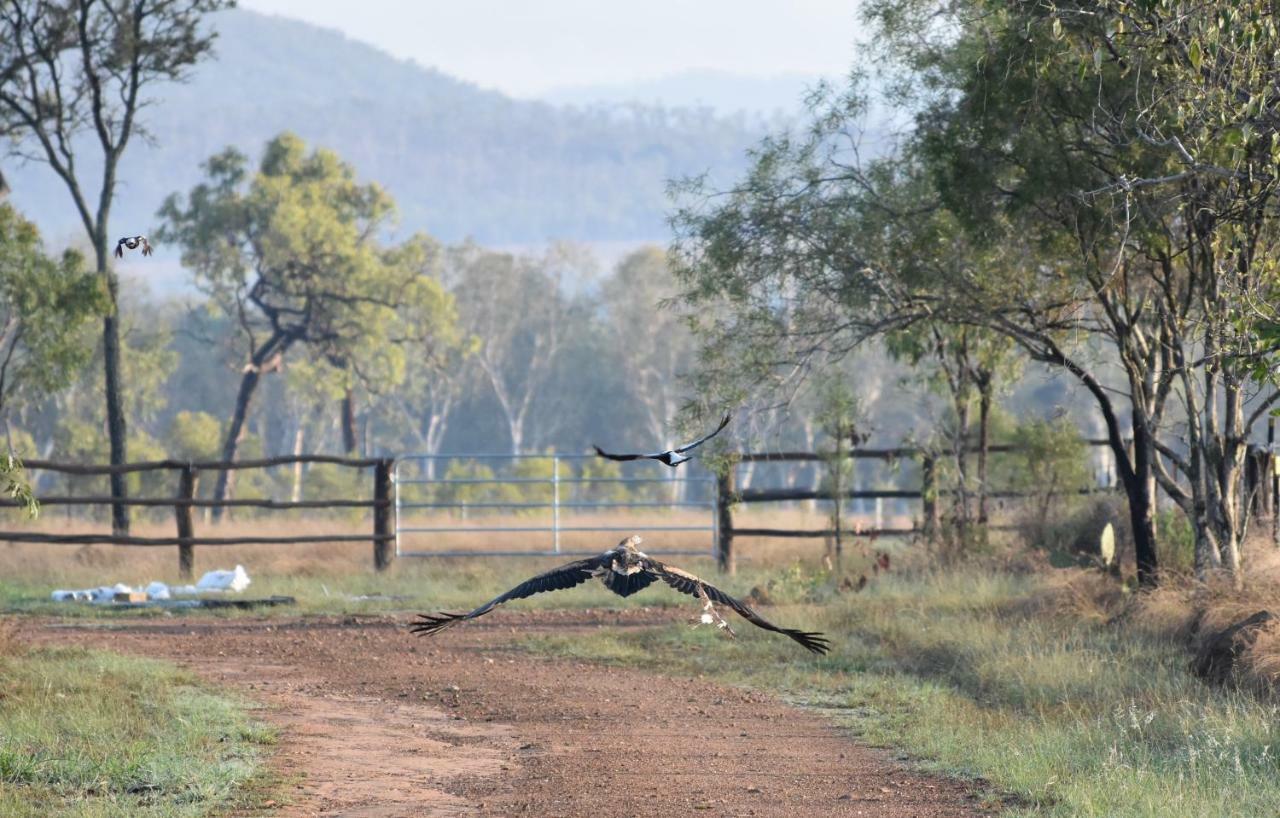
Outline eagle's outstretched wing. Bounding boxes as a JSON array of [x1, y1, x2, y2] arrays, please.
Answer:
[[673, 413, 732, 455], [113, 239, 125, 258], [410, 556, 603, 636], [592, 445, 644, 462], [647, 559, 830, 654]]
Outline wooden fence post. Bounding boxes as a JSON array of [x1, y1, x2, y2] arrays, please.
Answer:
[[373, 459, 393, 572], [921, 455, 939, 541], [1264, 419, 1274, 547], [716, 468, 736, 575], [176, 466, 197, 580]]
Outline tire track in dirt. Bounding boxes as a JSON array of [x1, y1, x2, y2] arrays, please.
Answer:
[[34, 612, 990, 817]]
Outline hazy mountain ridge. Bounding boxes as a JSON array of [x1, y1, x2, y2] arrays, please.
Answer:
[[544, 68, 828, 117], [4, 9, 770, 251]]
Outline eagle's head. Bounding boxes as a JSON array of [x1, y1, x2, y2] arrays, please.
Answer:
[[618, 534, 643, 551]]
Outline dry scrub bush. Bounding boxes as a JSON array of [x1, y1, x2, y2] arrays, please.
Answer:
[[0, 617, 23, 657], [1244, 621, 1280, 691], [1110, 538, 1280, 693]]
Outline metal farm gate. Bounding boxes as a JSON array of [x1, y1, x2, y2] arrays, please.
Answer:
[[393, 453, 717, 557]]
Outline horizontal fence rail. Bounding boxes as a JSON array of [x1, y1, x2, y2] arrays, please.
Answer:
[[0, 496, 388, 509], [19, 454, 387, 474], [2, 455, 394, 578]]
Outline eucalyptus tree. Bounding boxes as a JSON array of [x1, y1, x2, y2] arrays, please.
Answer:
[[384, 334, 473, 478], [0, 0, 230, 532], [887, 0, 1280, 580], [1072, 0, 1280, 578], [448, 243, 574, 455], [600, 246, 697, 495], [675, 0, 1280, 586], [157, 132, 455, 511], [0, 202, 101, 436]]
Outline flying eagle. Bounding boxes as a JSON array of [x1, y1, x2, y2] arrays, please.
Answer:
[[410, 535, 829, 654], [593, 414, 732, 468], [113, 236, 153, 258]]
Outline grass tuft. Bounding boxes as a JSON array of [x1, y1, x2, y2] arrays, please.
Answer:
[[0, 647, 273, 817]]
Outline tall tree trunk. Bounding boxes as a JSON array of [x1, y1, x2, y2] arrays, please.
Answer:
[[507, 417, 523, 456], [290, 422, 305, 503], [1129, 419, 1159, 587], [211, 368, 260, 521], [952, 397, 971, 532], [97, 236, 129, 535], [423, 411, 446, 481], [341, 389, 357, 454], [976, 376, 992, 526], [212, 335, 290, 520]]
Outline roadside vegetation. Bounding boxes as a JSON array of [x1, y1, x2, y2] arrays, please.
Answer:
[[0, 621, 274, 817], [4, 522, 1279, 817], [518, 554, 1280, 818]]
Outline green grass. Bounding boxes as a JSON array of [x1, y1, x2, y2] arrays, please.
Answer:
[[0, 554, 718, 619], [514, 567, 1280, 817], [0, 645, 275, 817]]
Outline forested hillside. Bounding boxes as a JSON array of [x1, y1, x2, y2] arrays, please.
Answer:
[[3, 8, 768, 248]]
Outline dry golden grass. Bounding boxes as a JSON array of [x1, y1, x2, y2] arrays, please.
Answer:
[[1, 516, 386, 587], [1104, 534, 1280, 694], [0, 506, 909, 587], [0, 616, 21, 656]]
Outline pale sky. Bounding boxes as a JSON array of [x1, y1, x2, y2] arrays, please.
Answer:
[[238, 0, 864, 97]]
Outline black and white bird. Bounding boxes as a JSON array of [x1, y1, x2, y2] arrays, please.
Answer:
[[410, 535, 830, 654], [113, 236, 153, 258], [593, 414, 731, 468]]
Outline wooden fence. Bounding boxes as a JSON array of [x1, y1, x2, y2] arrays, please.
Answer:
[[715, 445, 1018, 572], [7, 435, 1278, 579], [713, 438, 1280, 572], [0, 455, 394, 578]]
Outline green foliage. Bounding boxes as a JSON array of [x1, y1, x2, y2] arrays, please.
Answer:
[[0, 205, 103, 419], [505, 456, 566, 507], [300, 463, 366, 522], [166, 411, 224, 462], [0, 454, 38, 520], [1008, 418, 1090, 499], [434, 460, 497, 506], [578, 457, 628, 504], [1156, 509, 1196, 576], [156, 132, 458, 383]]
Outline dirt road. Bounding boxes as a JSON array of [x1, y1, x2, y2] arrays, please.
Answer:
[[35, 610, 986, 817]]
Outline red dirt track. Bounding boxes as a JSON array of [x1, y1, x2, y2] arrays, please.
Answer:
[[33, 611, 987, 817]]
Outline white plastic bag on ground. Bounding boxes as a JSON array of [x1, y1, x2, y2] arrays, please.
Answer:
[[195, 564, 250, 593], [144, 581, 171, 600]]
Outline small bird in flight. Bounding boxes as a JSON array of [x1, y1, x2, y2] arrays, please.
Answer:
[[593, 413, 732, 468], [113, 236, 153, 258], [411, 535, 829, 654]]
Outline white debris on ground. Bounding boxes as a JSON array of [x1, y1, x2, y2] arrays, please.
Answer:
[[51, 564, 250, 603], [195, 564, 250, 592]]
